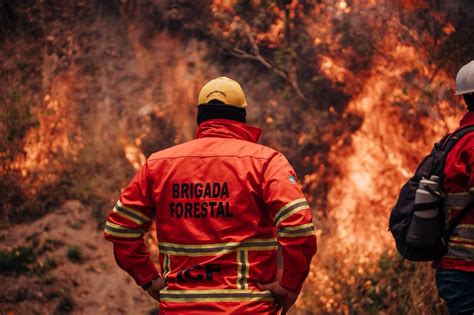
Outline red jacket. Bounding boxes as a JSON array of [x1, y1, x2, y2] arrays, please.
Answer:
[[436, 112, 474, 272], [104, 119, 317, 314]]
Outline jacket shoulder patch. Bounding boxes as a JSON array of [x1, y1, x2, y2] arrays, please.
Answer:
[[288, 175, 297, 184]]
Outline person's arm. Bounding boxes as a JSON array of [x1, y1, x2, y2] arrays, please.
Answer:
[[261, 152, 317, 293], [104, 161, 160, 287]]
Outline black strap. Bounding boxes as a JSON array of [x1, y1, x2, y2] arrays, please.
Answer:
[[439, 125, 474, 236], [414, 201, 441, 211], [445, 198, 474, 238], [436, 133, 452, 150], [441, 125, 474, 152], [433, 125, 474, 178]]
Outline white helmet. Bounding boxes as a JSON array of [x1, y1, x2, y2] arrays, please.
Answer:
[[455, 60, 474, 95]]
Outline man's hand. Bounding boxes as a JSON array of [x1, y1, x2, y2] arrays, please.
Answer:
[[257, 281, 298, 314], [146, 277, 168, 302]]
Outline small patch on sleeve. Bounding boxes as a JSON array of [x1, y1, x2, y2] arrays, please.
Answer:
[[288, 175, 297, 184]]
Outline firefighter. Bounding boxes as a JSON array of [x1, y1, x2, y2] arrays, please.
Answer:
[[434, 60, 474, 315], [104, 77, 317, 314]]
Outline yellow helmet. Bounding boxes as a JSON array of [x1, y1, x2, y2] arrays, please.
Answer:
[[198, 77, 248, 108]]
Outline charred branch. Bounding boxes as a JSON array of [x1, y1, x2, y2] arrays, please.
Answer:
[[226, 21, 306, 101]]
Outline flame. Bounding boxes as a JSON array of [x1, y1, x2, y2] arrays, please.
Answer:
[[122, 138, 146, 171], [300, 0, 463, 311], [4, 1, 465, 312], [14, 71, 82, 195], [329, 20, 459, 253], [211, 0, 305, 49], [319, 56, 350, 83], [203, 2, 463, 311]]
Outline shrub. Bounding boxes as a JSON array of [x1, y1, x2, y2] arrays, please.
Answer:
[[0, 244, 35, 274], [66, 246, 83, 263], [56, 290, 74, 314], [37, 257, 58, 275]]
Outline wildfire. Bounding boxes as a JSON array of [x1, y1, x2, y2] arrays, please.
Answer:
[[122, 139, 146, 171], [14, 71, 82, 195], [211, 0, 305, 49], [5, 0, 466, 313], [141, 1, 463, 312], [301, 0, 463, 312]]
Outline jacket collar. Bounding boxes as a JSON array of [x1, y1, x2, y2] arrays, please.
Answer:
[[459, 112, 474, 127], [195, 119, 262, 143]]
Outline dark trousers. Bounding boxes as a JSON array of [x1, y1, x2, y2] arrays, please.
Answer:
[[436, 268, 474, 315]]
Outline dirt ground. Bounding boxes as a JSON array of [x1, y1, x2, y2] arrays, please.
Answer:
[[0, 200, 159, 315]]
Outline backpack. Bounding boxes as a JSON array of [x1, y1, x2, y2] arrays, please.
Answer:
[[389, 125, 474, 261]]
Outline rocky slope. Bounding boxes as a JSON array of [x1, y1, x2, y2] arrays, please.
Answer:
[[0, 201, 158, 315]]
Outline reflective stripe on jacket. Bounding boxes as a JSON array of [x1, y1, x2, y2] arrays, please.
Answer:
[[104, 119, 317, 314], [437, 112, 474, 271]]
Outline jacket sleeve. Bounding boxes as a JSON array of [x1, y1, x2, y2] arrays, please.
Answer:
[[262, 153, 317, 293], [466, 147, 474, 189], [104, 161, 159, 286]]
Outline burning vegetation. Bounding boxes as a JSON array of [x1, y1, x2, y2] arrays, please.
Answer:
[[1, 0, 474, 313]]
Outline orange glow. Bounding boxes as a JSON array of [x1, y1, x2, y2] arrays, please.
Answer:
[[14, 71, 82, 195], [301, 0, 462, 311], [122, 140, 146, 171]]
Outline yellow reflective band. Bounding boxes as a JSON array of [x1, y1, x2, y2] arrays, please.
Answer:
[[112, 207, 140, 225], [113, 200, 151, 225], [105, 221, 126, 229], [278, 230, 315, 238], [457, 224, 474, 228], [104, 230, 142, 238], [236, 250, 249, 290], [445, 192, 473, 210], [447, 191, 470, 196], [158, 238, 277, 257], [450, 237, 474, 244], [278, 222, 314, 238], [448, 242, 474, 249], [452, 224, 474, 240], [117, 200, 151, 221], [160, 289, 273, 303], [163, 254, 171, 277], [104, 221, 143, 238], [446, 242, 474, 261], [276, 206, 309, 227], [159, 238, 277, 249], [445, 254, 474, 262], [280, 223, 314, 231], [274, 198, 310, 227], [160, 242, 238, 250]]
